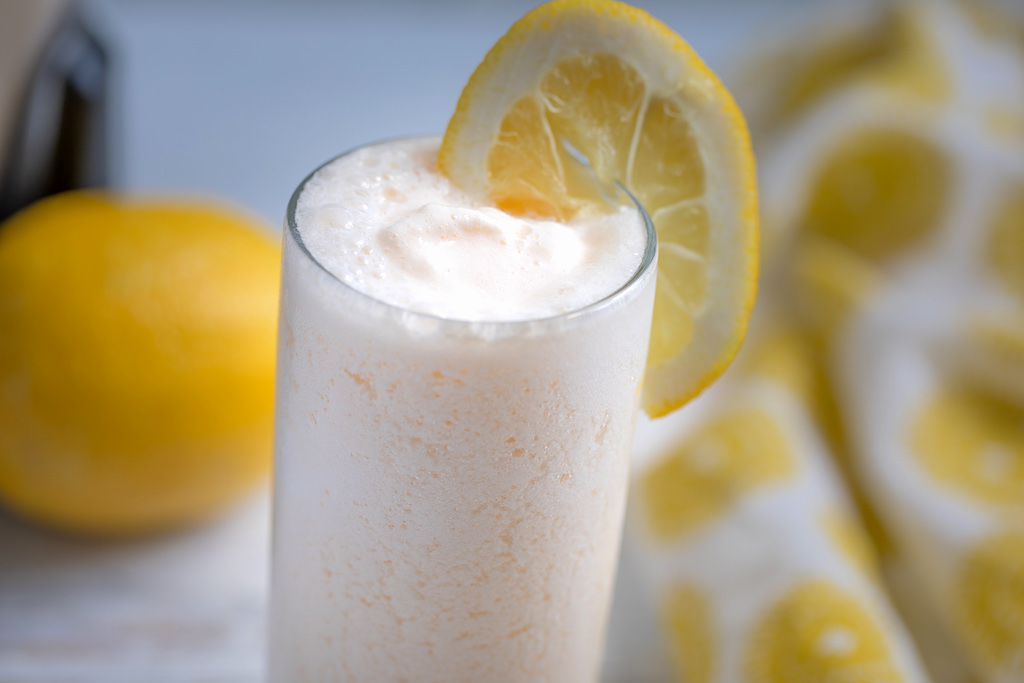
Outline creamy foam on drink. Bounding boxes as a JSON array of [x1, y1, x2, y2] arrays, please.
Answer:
[[295, 137, 646, 320]]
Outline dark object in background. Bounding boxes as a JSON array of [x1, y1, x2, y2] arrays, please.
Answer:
[[0, 1, 110, 221]]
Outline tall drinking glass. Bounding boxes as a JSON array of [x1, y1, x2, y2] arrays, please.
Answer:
[[268, 139, 657, 681]]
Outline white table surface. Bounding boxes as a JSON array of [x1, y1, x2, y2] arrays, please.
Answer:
[[0, 1, 826, 680]]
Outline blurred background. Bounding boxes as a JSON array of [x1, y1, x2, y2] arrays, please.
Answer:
[[1, 0, 1022, 682], [4, 0, 820, 224]]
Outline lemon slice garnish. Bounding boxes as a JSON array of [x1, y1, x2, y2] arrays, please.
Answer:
[[439, 0, 758, 416]]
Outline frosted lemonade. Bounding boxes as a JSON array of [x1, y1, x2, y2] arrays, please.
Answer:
[[268, 1, 758, 680]]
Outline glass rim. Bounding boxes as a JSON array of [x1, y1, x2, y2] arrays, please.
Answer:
[[285, 135, 658, 332]]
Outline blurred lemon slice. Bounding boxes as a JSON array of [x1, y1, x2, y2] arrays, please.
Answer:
[[956, 531, 1024, 676], [639, 407, 794, 542], [439, 0, 758, 416], [909, 384, 1024, 507], [798, 127, 952, 261], [663, 585, 714, 683], [745, 580, 904, 683]]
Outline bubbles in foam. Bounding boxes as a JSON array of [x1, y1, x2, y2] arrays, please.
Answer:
[[296, 137, 647, 322]]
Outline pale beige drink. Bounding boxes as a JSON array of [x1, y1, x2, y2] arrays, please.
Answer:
[[268, 138, 656, 680]]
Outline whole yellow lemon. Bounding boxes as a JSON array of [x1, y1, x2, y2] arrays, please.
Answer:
[[0, 192, 279, 535]]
